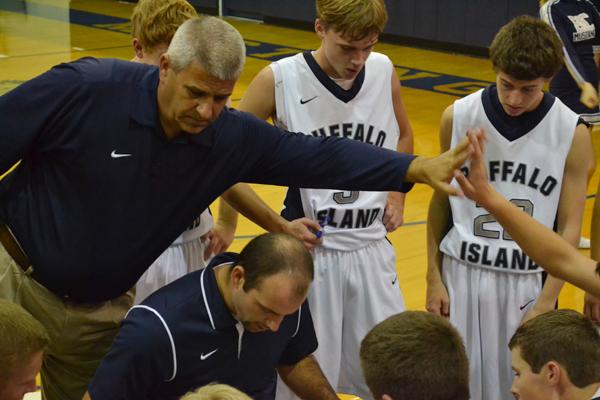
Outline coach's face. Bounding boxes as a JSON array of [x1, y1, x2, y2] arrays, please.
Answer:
[[157, 55, 235, 138], [510, 347, 553, 400], [230, 266, 307, 333]]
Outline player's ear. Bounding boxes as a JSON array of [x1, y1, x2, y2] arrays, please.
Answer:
[[545, 361, 561, 386], [381, 394, 394, 400], [315, 18, 326, 39], [132, 38, 143, 59]]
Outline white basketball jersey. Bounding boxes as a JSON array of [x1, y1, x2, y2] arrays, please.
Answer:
[[440, 88, 578, 274], [172, 208, 213, 245], [271, 52, 400, 251]]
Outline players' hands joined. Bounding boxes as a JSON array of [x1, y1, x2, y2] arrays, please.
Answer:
[[383, 192, 405, 232], [453, 128, 492, 205], [405, 135, 473, 196], [203, 220, 236, 260], [426, 280, 450, 318], [584, 292, 600, 325], [580, 82, 599, 109], [284, 217, 323, 250]]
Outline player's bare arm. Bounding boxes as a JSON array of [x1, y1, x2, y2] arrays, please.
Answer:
[[202, 197, 238, 259], [383, 68, 414, 232], [425, 105, 454, 318], [238, 65, 277, 120], [526, 123, 595, 321], [456, 129, 600, 298], [220, 183, 322, 249], [276, 355, 340, 400], [237, 66, 323, 249]]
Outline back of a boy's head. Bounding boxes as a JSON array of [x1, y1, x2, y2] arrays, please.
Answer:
[[131, 0, 198, 50], [361, 311, 470, 400], [509, 309, 600, 388], [0, 300, 49, 387], [180, 384, 252, 400], [489, 15, 563, 81], [316, 0, 387, 40]]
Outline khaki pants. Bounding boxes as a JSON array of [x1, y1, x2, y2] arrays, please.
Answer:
[[0, 246, 133, 400]]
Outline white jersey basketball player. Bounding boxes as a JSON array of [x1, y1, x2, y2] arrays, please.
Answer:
[[426, 16, 593, 400], [239, 1, 413, 398]]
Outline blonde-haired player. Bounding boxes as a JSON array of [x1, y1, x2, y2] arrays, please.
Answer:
[[130, 0, 324, 304], [239, 1, 413, 398], [180, 384, 252, 400]]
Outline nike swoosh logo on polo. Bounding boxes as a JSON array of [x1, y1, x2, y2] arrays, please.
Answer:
[[110, 150, 132, 158], [392, 275, 398, 285], [519, 298, 535, 311], [200, 348, 218, 360], [300, 95, 318, 104]]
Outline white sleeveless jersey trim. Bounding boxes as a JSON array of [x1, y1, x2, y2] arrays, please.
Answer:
[[271, 52, 400, 251], [170, 208, 213, 245], [440, 89, 578, 274]]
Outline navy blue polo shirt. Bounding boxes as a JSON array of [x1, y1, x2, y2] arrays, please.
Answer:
[[0, 57, 415, 302], [87, 253, 318, 400]]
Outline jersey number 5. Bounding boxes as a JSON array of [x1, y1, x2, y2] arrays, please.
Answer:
[[474, 199, 533, 240], [333, 191, 360, 205]]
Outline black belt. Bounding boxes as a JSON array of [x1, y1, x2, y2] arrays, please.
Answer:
[[0, 223, 30, 269]]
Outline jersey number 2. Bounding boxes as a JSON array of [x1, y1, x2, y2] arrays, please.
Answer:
[[474, 199, 533, 240]]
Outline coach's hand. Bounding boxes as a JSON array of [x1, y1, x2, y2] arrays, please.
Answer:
[[426, 280, 450, 319], [405, 136, 471, 196]]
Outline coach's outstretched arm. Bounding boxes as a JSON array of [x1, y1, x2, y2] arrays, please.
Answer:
[[455, 129, 600, 298]]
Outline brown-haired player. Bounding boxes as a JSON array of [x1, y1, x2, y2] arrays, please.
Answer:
[[426, 15, 594, 400], [360, 311, 470, 400], [129, 0, 325, 305], [0, 299, 49, 400], [238, 0, 414, 398], [455, 129, 600, 400], [509, 310, 600, 400]]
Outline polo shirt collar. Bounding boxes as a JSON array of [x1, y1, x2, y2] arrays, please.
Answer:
[[180, 107, 234, 147], [174, 124, 217, 147], [200, 253, 239, 330]]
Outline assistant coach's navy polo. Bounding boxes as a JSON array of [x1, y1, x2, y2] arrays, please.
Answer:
[[0, 57, 415, 302], [88, 253, 317, 400]]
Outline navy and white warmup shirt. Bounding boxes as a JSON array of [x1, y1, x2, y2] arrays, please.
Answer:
[[541, 0, 600, 122], [88, 253, 318, 400], [0, 57, 415, 302]]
